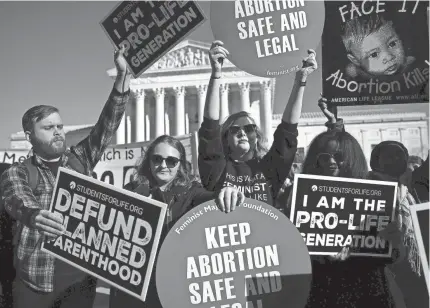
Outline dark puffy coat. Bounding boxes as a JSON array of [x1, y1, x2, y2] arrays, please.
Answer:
[[109, 181, 216, 308]]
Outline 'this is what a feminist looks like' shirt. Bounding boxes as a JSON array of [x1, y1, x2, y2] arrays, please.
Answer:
[[223, 160, 271, 202], [198, 118, 298, 207]]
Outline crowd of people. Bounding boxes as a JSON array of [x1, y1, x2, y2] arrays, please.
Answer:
[[0, 41, 428, 308]]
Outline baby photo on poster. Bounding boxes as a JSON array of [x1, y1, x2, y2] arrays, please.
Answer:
[[322, 1, 429, 106]]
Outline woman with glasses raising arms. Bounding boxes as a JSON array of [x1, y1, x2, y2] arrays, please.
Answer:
[[109, 135, 244, 308], [198, 40, 318, 211]]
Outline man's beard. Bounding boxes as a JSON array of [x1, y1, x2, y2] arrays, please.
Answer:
[[32, 136, 67, 159]]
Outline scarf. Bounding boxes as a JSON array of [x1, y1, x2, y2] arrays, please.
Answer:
[[368, 171, 422, 276]]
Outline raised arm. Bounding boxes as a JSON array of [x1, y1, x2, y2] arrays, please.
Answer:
[[282, 49, 317, 124], [204, 41, 229, 121], [318, 95, 345, 132], [262, 50, 318, 198], [198, 41, 230, 190], [72, 46, 131, 172]]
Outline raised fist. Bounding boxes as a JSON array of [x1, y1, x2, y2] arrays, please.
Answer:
[[296, 49, 318, 81], [209, 40, 230, 78]]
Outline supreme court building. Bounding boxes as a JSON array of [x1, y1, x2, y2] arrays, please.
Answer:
[[8, 40, 429, 164]]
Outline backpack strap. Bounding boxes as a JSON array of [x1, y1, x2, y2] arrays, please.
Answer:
[[66, 154, 86, 175], [23, 157, 39, 191], [22, 154, 86, 191]]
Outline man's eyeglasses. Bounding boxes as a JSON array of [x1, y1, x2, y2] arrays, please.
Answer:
[[316, 152, 344, 164], [151, 155, 180, 168], [229, 124, 257, 135]]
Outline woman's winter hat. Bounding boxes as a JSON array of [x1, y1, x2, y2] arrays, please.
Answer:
[[370, 140, 409, 175]]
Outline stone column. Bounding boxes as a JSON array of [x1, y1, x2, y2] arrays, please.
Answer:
[[154, 88, 165, 138], [197, 84, 207, 127], [260, 80, 273, 144], [360, 129, 369, 162], [145, 114, 150, 141], [239, 82, 250, 112], [185, 113, 190, 134], [165, 112, 170, 136], [220, 83, 229, 122], [419, 126, 428, 157], [134, 89, 145, 142], [116, 115, 126, 144], [126, 116, 132, 144], [399, 128, 407, 144], [174, 86, 186, 136]]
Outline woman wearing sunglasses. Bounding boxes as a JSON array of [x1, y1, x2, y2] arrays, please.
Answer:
[[198, 40, 318, 211], [315, 97, 428, 308], [109, 135, 244, 308]]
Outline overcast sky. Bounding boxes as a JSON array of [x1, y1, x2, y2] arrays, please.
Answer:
[[0, 1, 426, 149]]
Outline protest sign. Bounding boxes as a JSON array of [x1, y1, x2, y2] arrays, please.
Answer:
[[322, 1, 429, 106], [41, 167, 167, 301], [289, 174, 398, 257], [91, 146, 144, 189], [210, 0, 325, 77], [156, 198, 312, 308], [100, 1, 206, 77], [0, 150, 28, 164], [410, 202, 430, 295]]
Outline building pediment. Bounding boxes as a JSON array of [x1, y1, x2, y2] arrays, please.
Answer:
[[107, 39, 235, 78]]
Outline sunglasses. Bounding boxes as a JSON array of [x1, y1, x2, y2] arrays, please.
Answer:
[[151, 155, 180, 168], [229, 124, 257, 135], [316, 152, 344, 164]]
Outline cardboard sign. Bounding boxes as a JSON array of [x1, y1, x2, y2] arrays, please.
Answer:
[[290, 174, 398, 257], [41, 168, 167, 302], [156, 198, 313, 308], [100, 1, 206, 77], [322, 1, 429, 106], [410, 202, 430, 295]]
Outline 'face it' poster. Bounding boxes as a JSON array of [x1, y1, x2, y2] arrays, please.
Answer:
[[322, 1, 429, 106]]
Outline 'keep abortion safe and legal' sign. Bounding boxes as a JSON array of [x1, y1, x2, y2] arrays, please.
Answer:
[[41, 168, 167, 302], [289, 174, 398, 257], [156, 198, 313, 308], [100, 1, 206, 77]]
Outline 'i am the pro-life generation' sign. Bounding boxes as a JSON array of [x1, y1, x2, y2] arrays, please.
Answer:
[[41, 168, 167, 302], [156, 198, 313, 308], [100, 1, 206, 77], [289, 174, 398, 257]]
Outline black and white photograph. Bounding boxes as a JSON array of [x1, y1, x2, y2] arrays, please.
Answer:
[[0, 1, 428, 308]]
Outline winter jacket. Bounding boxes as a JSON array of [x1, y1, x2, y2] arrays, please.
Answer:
[[198, 118, 298, 207], [109, 180, 216, 308]]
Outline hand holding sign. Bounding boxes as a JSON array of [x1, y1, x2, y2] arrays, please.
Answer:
[[329, 246, 351, 262], [114, 45, 129, 76], [296, 49, 317, 82], [31, 210, 65, 239], [209, 40, 229, 78], [216, 187, 245, 213]]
